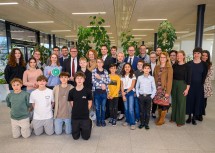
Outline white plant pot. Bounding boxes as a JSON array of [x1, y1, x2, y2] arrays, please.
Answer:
[[0, 84, 10, 102]]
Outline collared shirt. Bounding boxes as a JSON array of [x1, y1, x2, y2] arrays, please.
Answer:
[[151, 62, 156, 75], [102, 54, 108, 61], [136, 74, 156, 99], [127, 56, 134, 65], [70, 57, 78, 76], [63, 56, 69, 61], [139, 54, 150, 63]]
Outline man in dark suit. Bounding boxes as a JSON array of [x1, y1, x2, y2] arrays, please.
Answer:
[[124, 46, 139, 71], [59, 46, 69, 66], [62, 47, 80, 86], [101, 45, 114, 72]]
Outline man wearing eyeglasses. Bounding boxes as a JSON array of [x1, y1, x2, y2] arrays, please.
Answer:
[[124, 46, 139, 71], [62, 47, 80, 85]]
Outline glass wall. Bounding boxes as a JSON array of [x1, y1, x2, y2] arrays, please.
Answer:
[[0, 21, 8, 74], [40, 33, 49, 49]]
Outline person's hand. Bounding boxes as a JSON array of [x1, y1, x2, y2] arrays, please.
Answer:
[[48, 71, 51, 75], [123, 96, 127, 102], [183, 89, 189, 96], [165, 93, 169, 98], [95, 73, 101, 79], [101, 84, 106, 90], [33, 83, 38, 88], [122, 92, 126, 96]]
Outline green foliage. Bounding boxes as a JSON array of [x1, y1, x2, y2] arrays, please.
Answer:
[[32, 45, 51, 64], [77, 16, 111, 57], [157, 21, 177, 52], [0, 72, 6, 84], [120, 31, 139, 56]]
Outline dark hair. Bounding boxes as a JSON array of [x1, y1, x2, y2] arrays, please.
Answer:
[[193, 47, 202, 54], [143, 63, 151, 69], [53, 46, 60, 50], [202, 50, 212, 69], [137, 59, 144, 65], [8, 48, 26, 67], [128, 46, 135, 50], [37, 75, 48, 82], [111, 46, 117, 50], [59, 72, 70, 78], [109, 63, 117, 69], [121, 63, 134, 78], [169, 50, 177, 56], [61, 46, 68, 50], [139, 45, 146, 48], [101, 44, 108, 49], [10, 78, 23, 85], [28, 57, 37, 68], [74, 71, 86, 80]]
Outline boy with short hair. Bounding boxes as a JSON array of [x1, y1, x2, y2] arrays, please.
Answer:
[[78, 57, 92, 90], [108, 64, 121, 126], [6, 78, 31, 138], [136, 63, 156, 130], [30, 75, 54, 136], [68, 72, 92, 140], [53, 72, 73, 135]]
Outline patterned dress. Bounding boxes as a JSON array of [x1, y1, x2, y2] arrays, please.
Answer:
[[154, 67, 169, 106], [204, 66, 213, 98]]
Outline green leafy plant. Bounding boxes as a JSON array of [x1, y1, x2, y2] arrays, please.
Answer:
[[120, 31, 139, 56], [0, 72, 6, 84], [32, 45, 51, 64], [157, 21, 177, 52], [77, 16, 110, 57]]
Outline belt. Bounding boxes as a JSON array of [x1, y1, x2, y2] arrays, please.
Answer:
[[140, 94, 151, 97]]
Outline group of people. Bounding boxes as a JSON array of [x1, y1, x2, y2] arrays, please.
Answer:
[[4, 44, 213, 140]]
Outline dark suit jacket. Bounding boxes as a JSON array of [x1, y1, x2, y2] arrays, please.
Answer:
[[124, 56, 139, 71], [62, 57, 80, 85], [103, 56, 114, 72], [59, 57, 64, 67]]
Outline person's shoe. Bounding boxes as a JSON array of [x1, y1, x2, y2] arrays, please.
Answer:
[[96, 122, 101, 127], [197, 115, 203, 121], [130, 125, 136, 130], [101, 121, 106, 127], [156, 110, 167, 126], [152, 113, 156, 119], [145, 125, 150, 130], [122, 122, 128, 126], [117, 114, 124, 121], [186, 117, 191, 124], [109, 118, 113, 124], [192, 119, 197, 125], [112, 119, 116, 126], [138, 124, 144, 129], [135, 119, 140, 123], [177, 124, 184, 127]]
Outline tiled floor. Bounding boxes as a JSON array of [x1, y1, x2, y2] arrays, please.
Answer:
[[1, 83, 215, 153]]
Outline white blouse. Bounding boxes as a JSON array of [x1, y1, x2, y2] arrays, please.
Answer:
[[121, 74, 136, 90]]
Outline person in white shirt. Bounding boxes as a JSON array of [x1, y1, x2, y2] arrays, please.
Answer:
[[30, 75, 54, 136]]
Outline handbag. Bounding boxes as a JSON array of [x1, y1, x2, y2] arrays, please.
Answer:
[[153, 88, 170, 106]]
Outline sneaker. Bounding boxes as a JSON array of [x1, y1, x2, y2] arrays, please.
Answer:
[[117, 114, 124, 121], [109, 118, 113, 124], [122, 122, 128, 126], [135, 119, 140, 123], [101, 121, 106, 127], [186, 117, 191, 124], [112, 119, 116, 126], [145, 125, 150, 130], [96, 122, 101, 127], [138, 124, 144, 129], [130, 125, 136, 130], [152, 113, 156, 119]]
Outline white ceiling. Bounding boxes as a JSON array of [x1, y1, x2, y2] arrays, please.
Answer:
[[0, 0, 214, 46]]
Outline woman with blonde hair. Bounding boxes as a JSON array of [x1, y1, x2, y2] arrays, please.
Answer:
[[44, 54, 62, 89], [171, 50, 191, 126], [86, 49, 98, 72], [153, 52, 173, 125]]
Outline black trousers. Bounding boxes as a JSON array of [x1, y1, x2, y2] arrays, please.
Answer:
[[139, 95, 152, 125], [118, 97, 125, 114], [109, 97, 119, 120], [72, 119, 92, 140], [151, 99, 157, 114]]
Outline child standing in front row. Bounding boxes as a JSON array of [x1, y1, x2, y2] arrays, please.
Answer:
[[108, 64, 121, 126], [30, 75, 54, 136], [6, 78, 31, 138], [53, 72, 74, 135], [68, 72, 93, 140], [121, 63, 136, 130], [136, 63, 156, 130]]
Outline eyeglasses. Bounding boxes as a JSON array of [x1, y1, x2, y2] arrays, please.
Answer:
[[70, 51, 77, 53]]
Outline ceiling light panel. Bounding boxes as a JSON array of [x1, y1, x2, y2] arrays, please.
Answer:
[[137, 19, 167, 21], [132, 29, 154, 31], [27, 21, 54, 23], [72, 12, 106, 15], [0, 2, 18, 5], [51, 30, 71, 32]]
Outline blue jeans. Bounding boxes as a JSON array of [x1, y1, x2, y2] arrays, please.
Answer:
[[134, 96, 140, 121], [94, 92, 107, 123], [124, 90, 135, 125], [54, 118, 72, 135]]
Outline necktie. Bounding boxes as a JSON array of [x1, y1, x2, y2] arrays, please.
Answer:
[[72, 58, 75, 77], [129, 58, 132, 65]]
